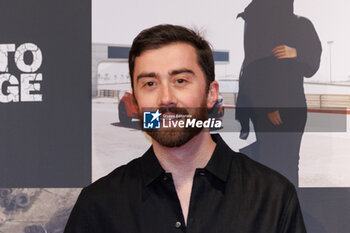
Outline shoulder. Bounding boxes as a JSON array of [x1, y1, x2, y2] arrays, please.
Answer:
[[232, 152, 295, 195], [295, 15, 312, 24], [65, 157, 144, 231], [64, 157, 144, 232], [229, 152, 299, 222], [294, 15, 317, 31], [230, 153, 305, 232], [79, 156, 143, 201]]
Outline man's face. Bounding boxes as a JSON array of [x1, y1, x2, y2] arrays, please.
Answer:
[[133, 42, 216, 147]]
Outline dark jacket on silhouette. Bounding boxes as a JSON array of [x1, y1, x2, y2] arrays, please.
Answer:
[[236, 0, 322, 122]]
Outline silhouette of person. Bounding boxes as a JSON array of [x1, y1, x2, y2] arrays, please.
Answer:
[[236, 0, 322, 186]]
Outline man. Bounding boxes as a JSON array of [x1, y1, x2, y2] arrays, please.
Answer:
[[64, 24, 306, 233], [236, 0, 322, 186]]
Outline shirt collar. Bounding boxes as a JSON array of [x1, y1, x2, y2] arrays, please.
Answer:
[[204, 134, 233, 182], [141, 146, 165, 187], [141, 133, 233, 186]]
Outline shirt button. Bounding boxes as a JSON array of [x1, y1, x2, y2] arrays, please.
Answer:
[[163, 176, 168, 181], [175, 221, 181, 228], [199, 172, 205, 176]]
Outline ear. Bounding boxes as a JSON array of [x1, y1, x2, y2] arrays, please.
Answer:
[[207, 81, 219, 109]]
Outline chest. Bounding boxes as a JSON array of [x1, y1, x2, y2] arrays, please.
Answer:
[[174, 178, 193, 224], [140, 171, 234, 233], [244, 20, 302, 50], [105, 173, 281, 233]]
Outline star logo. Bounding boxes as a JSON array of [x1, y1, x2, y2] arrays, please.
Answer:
[[143, 110, 161, 129], [151, 110, 161, 122]]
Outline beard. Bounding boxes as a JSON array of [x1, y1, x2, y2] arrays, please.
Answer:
[[139, 99, 208, 148]]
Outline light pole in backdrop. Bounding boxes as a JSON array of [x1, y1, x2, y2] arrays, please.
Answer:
[[327, 40, 334, 83]]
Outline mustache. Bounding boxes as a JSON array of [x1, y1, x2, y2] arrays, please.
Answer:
[[158, 107, 189, 116]]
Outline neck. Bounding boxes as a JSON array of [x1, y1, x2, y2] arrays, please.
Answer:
[[152, 131, 216, 178]]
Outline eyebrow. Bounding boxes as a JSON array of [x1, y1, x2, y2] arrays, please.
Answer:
[[169, 68, 194, 76], [136, 72, 156, 81], [136, 68, 195, 82]]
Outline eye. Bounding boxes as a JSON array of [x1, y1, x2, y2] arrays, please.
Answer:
[[176, 79, 186, 84], [144, 81, 155, 87]]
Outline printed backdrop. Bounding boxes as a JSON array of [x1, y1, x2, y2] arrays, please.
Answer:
[[0, 0, 91, 187], [1, 0, 350, 233], [0, 0, 90, 232]]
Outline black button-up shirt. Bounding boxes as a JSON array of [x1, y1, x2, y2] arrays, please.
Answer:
[[64, 134, 306, 233]]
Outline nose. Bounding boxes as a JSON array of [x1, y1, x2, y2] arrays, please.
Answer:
[[158, 83, 176, 107]]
